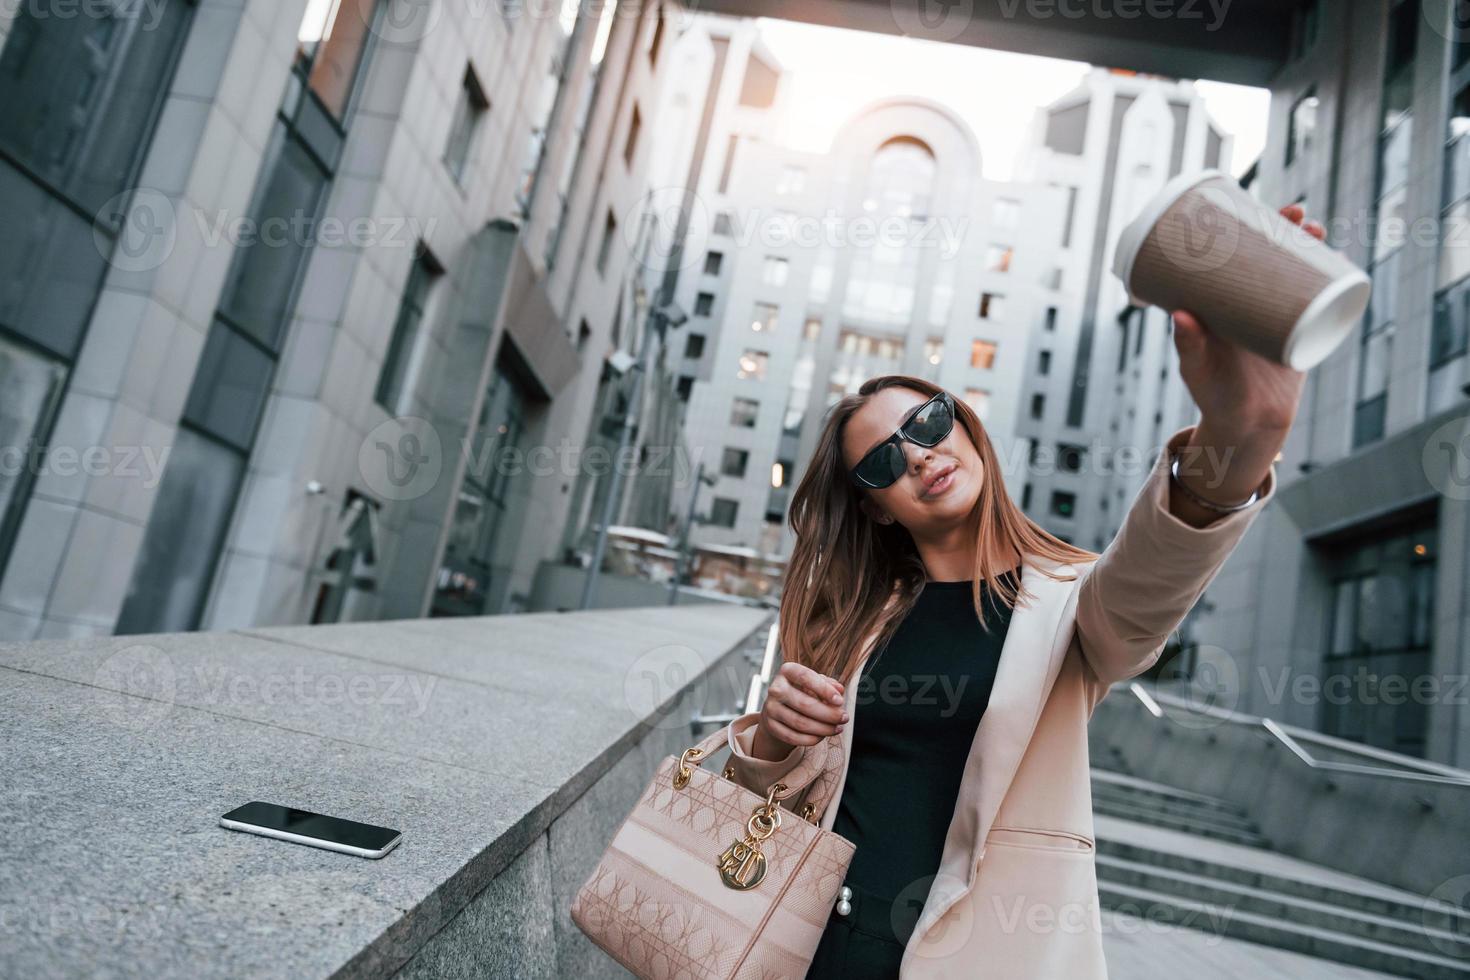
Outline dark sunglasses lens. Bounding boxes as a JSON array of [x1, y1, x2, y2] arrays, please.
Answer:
[[906, 396, 953, 445], [856, 443, 905, 488]]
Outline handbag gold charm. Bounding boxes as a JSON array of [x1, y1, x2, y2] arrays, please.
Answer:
[[717, 784, 785, 890]]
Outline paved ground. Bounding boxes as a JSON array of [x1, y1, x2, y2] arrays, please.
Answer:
[[1102, 911, 1406, 979]]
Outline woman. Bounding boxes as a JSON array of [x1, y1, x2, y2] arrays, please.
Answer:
[[725, 206, 1326, 979]]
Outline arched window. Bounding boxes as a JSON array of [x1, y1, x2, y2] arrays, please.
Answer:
[[843, 137, 936, 326]]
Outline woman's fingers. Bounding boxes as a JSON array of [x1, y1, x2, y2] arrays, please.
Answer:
[[781, 662, 845, 705], [773, 681, 847, 725], [1279, 203, 1327, 242], [767, 698, 843, 739]]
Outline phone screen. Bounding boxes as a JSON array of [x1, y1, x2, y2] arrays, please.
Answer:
[[222, 801, 400, 851]]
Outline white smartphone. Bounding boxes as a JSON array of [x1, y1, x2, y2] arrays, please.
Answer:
[[220, 801, 403, 859]]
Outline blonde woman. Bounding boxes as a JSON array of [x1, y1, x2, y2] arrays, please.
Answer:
[[725, 206, 1326, 978]]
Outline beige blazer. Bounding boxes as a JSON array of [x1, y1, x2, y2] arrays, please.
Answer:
[[725, 424, 1277, 978]]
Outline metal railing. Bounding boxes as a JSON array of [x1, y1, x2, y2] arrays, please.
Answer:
[[1128, 681, 1470, 789], [690, 616, 780, 737]]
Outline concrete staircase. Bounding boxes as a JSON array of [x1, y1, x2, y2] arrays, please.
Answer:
[[1090, 768, 1470, 979]]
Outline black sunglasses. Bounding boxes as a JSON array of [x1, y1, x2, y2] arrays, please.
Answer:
[[849, 390, 956, 489]]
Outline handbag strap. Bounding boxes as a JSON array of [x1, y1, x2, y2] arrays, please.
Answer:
[[683, 720, 839, 805]]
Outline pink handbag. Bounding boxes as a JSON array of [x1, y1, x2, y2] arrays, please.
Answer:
[[570, 720, 855, 978]]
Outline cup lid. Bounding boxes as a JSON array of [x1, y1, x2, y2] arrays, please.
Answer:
[[1111, 168, 1231, 305]]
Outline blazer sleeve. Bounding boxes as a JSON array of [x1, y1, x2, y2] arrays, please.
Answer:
[[724, 711, 807, 796], [1074, 423, 1277, 699]]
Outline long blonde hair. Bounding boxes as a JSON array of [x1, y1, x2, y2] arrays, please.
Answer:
[[778, 374, 1098, 686]]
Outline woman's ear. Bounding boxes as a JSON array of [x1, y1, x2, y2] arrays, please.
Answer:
[[859, 496, 894, 525]]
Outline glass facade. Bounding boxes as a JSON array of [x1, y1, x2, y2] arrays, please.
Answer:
[[1320, 512, 1437, 757], [117, 0, 380, 634], [0, 0, 193, 579], [1353, 0, 1418, 447], [842, 138, 934, 326]]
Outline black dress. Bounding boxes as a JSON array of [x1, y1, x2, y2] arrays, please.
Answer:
[[805, 572, 1016, 979]]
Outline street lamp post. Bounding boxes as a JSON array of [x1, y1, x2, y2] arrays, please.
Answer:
[[667, 461, 718, 605], [579, 296, 687, 611]]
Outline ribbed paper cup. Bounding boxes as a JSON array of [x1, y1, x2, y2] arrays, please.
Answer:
[[1112, 169, 1371, 371]]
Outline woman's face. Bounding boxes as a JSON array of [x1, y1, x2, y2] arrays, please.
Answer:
[[841, 387, 986, 534]]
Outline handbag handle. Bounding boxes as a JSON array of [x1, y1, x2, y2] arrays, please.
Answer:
[[677, 720, 840, 811]]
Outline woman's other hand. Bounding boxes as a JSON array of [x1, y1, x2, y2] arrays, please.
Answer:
[[752, 662, 849, 759]]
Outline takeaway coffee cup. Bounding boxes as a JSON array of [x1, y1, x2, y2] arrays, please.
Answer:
[[1112, 169, 1371, 371]]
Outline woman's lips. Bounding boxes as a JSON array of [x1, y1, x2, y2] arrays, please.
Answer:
[[922, 468, 957, 499]]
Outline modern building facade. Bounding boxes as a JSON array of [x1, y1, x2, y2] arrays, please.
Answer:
[[1181, 0, 1470, 766], [678, 92, 1068, 556], [0, 0, 711, 637], [1011, 68, 1234, 551]]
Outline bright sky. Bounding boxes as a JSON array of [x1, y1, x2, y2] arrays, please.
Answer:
[[755, 19, 1268, 181]]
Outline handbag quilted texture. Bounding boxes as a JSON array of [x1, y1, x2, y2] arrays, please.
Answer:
[[570, 721, 855, 979]]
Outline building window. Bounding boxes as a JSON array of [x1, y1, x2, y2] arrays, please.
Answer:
[[710, 497, 739, 528], [737, 349, 769, 380], [985, 244, 1013, 273], [1021, 483, 1032, 509], [777, 165, 807, 195], [1057, 444, 1086, 473], [731, 397, 759, 427], [0, 336, 66, 566], [1354, 0, 1417, 448], [695, 292, 716, 316], [1030, 393, 1045, 419], [739, 52, 779, 107], [1044, 306, 1058, 332], [376, 245, 445, 413], [712, 212, 734, 236], [970, 339, 997, 369], [843, 138, 935, 325], [1049, 491, 1076, 518], [762, 257, 790, 287], [1321, 512, 1436, 756], [1286, 88, 1318, 168], [805, 316, 822, 340], [1038, 350, 1051, 375], [684, 333, 705, 359], [624, 103, 642, 167], [1056, 184, 1079, 247], [676, 375, 694, 400], [721, 447, 750, 478], [596, 209, 617, 276], [992, 197, 1021, 230], [1434, 65, 1470, 409], [979, 292, 1004, 320], [1045, 266, 1064, 290], [704, 251, 724, 275], [963, 388, 990, 420], [750, 302, 779, 333], [648, 4, 666, 64], [923, 337, 944, 368], [718, 134, 739, 193], [1290, 0, 1320, 61], [444, 66, 489, 184]]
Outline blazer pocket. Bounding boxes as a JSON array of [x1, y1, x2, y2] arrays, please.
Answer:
[[986, 825, 1096, 853]]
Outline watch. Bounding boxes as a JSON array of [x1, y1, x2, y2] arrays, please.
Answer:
[[1168, 452, 1260, 514]]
